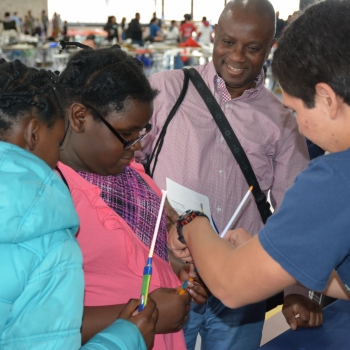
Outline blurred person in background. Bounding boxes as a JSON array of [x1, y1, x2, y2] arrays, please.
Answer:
[[52, 12, 60, 39], [104, 16, 119, 43], [180, 14, 196, 42], [275, 11, 286, 39], [149, 17, 164, 42], [128, 12, 144, 46], [120, 17, 128, 41], [150, 12, 162, 27], [197, 16, 212, 44], [11, 12, 22, 32], [41, 10, 48, 37], [165, 20, 179, 44]]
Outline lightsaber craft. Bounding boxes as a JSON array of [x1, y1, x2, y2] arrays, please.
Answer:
[[220, 186, 253, 238], [138, 190, 168, 311], [178, 186, 253, 294]]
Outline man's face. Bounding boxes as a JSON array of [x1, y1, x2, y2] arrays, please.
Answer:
[[282, 91, 331, 152], [213, 9, 275, 97]]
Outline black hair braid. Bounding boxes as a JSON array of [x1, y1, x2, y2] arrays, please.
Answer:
[[0, 60, 64, 137], [57, 44, 158, 120]]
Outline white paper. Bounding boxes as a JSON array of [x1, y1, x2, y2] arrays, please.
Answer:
[[166, 178, 215, 228]]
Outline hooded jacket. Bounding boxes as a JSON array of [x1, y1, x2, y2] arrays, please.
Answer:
[[0, 142, 146, 350]]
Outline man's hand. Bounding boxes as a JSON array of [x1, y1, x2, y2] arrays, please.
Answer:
[[149, 287, 191, 334], [222, 228, 253, 247], [282, 294, 323, 331], [179, 263, 211, 304], [118, 298, 158, 350]]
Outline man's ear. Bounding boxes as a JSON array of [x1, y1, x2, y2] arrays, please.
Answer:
[[69, 103, 88, 133], [23, 118, 40, 151], [315, 83, 339, 120]]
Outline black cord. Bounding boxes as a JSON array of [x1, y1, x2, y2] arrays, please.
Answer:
[[55, 165, 70, 193]]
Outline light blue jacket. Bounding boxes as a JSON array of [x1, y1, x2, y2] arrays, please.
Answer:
[[0, 142, 146, 350]]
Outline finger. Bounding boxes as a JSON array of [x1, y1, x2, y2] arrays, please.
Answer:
[[119, 299, 141, 319], [188, 263, 196, 276], [296, 310, 313, 328], [314, 305, 323, 327], [314, 311, 321, 327], [182, 263, 191, 275], [164, 199, 179, 223], [297, 307, 310, 324], [188, 288, 207, 304], [188, 282, 209, 298], [307, 310, 316, 327], [283, 306, 298, 331], [174, 249, 193, 262], [142, 297, 158, 318], [228, 234, 237, 245]]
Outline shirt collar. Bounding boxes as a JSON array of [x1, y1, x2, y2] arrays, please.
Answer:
[[213, 68, 264, 103]]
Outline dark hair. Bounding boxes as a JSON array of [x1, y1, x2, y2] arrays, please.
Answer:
[[0, 59, 63, 138], [57, 44, 158, 120], [272, 0, 350, 108]]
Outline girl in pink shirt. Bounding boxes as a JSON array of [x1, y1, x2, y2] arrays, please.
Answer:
[[56, 43, 209, 349]]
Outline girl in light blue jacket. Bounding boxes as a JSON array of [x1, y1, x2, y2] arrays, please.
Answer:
[[0, 59, 158, 350]]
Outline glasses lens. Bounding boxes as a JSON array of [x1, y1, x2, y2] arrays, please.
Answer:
[[124, 124, 152, 150]]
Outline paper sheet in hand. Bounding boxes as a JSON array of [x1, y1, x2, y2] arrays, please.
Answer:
[[166, 178, 214, 228]]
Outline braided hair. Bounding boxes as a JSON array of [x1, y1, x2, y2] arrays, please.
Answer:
[[0, 59, 63, 139], [57, 43, 158, 120]]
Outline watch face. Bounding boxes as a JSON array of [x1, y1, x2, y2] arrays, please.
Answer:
[[178, 210, 193, 221]]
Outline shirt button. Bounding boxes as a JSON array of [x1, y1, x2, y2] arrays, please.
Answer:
[[217, 207, 222, 213], [225, 103, 230, 107], [219, 169, 223, 175], [220, 136, 224, 142]]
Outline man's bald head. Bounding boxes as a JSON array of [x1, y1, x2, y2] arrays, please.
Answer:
[[213, 0, 276, 98], [220, 0, 276, 39]]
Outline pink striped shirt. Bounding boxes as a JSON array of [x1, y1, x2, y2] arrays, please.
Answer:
[[136, 61, 309, 235]]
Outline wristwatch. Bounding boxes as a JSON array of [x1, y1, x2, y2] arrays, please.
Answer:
[[177, 209, 209, 244]]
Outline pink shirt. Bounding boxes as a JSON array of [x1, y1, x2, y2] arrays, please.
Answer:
[[57, 162, 186, 350], [136, 61, 310, 235]]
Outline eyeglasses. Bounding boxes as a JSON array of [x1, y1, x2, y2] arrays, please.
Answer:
[[85, 104, 152, 150]]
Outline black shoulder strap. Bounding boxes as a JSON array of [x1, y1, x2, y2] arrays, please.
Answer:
[[55, 165, 71, 193], [145, 68, 190, 177], [187, 68, 272, 224]]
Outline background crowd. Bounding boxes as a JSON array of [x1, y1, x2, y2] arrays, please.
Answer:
[[0, 7, 299, 48]]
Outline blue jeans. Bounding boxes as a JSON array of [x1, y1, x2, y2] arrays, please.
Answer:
[[183, 296, 265, 350]]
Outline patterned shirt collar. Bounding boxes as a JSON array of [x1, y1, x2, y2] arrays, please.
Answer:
[[214, 70, 264, 103]]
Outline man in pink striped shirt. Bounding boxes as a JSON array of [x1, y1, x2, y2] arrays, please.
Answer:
[[137, 1, 317, 349]]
